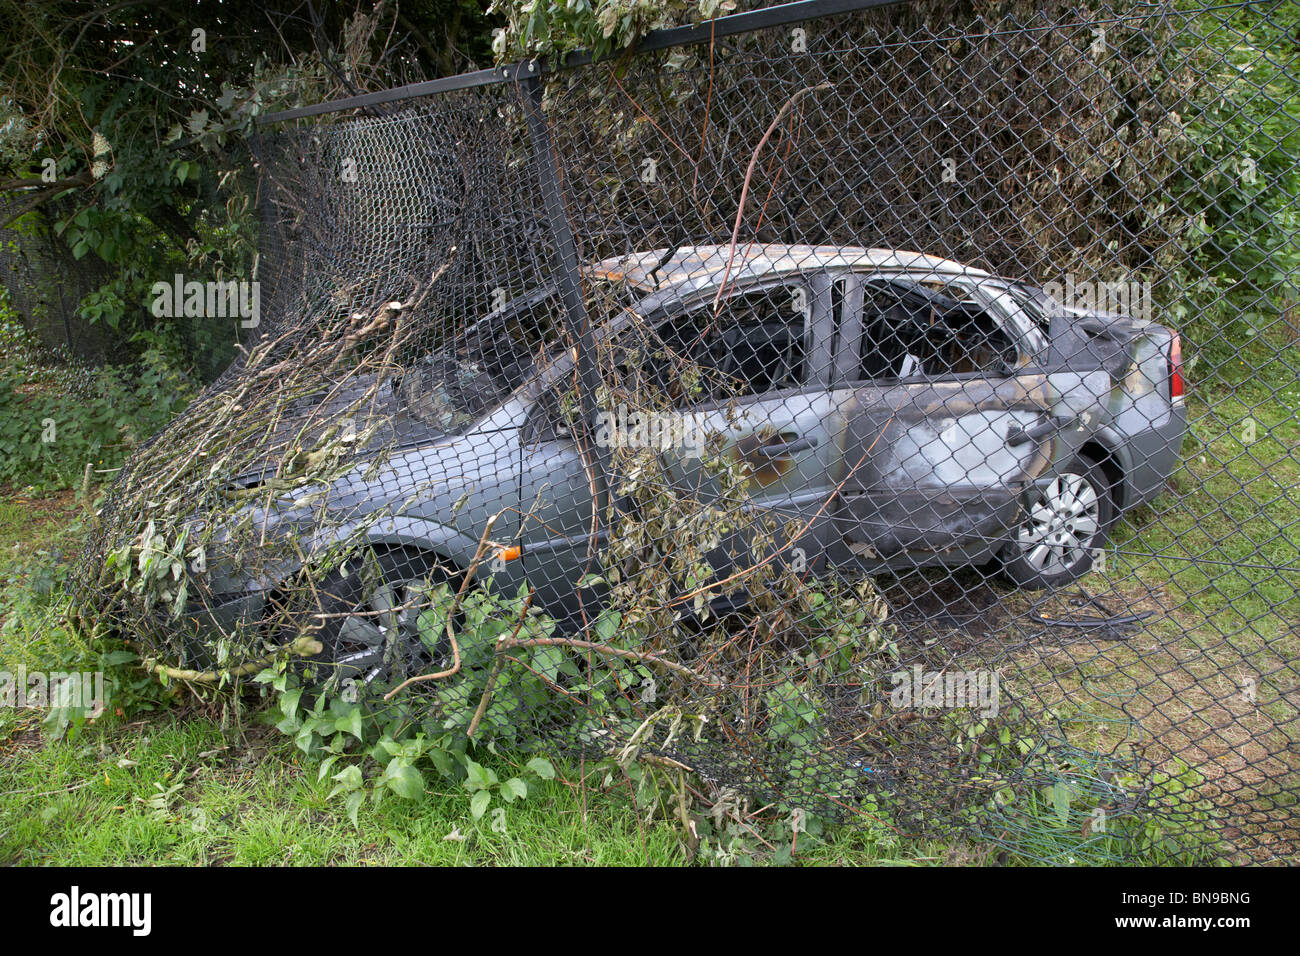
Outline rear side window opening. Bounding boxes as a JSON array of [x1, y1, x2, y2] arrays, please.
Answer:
[[856, 278, 1017, 382]]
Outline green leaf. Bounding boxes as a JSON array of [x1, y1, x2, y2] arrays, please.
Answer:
[[525, 757, 556, 780], [317, 753, 340, 783], [502, 777, 528, 802], [327, 763, 363, 798], [345, 790, 364, 828], [530, 644, 568, 683], [463, 758, 496, 791], [334, 705, 363, 740], [280, 686, 303, 721], [294, 722, 320, 754], [383, 761, 424, 800], [470, 789, 491, 820], [594, 610, 620, 642]]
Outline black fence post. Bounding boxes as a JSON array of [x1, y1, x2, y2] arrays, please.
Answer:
[[516, 68, 611, 539]]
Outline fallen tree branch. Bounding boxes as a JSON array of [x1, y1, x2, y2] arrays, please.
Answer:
[[383, 510, 502, 700], [144, 634, 323, 683], [0, 170, 94, 230], [498, 635, 720, 688]]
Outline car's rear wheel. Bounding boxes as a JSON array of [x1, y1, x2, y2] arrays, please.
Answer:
[[1000, 456, 1114, 589], [296, 549, 458, 696]]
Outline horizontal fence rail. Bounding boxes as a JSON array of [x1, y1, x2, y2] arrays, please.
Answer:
[[257, 0, 910, 124]]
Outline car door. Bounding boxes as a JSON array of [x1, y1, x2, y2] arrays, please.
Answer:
[[834, 272, 1104, 566], [513, 382, 604, 622], [512, 274, 846, 616], [645, 275, 848, 571]]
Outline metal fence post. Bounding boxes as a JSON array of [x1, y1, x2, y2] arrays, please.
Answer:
[[516, 69, 611, 546]]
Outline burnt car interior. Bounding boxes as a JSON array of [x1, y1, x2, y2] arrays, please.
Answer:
[[399, 278, 645, 425], [407, 273, 1028, 434], [857, 279, 1018, 381], [648, 285, 809, 403]]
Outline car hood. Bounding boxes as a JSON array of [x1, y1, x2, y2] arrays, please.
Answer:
[[224, 369, 466, 491]]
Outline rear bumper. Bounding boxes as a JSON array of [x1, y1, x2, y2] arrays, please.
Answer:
[[1111, 401, 1187, 509]]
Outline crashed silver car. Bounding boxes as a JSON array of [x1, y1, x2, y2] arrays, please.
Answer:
[[200, 244, 1187, 684]]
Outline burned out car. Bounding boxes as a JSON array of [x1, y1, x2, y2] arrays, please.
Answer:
[[196, 245, 1186, 686]]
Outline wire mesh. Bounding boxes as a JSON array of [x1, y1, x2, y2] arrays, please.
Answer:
[[75, 0, 1300, 862]]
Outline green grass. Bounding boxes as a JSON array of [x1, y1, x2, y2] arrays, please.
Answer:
[[1110, 344, 1300, 635], [1, 714, 688, 865], [0, 685, 958, 865], [1017, 341, 1300, 861], [1, 706, 985, 865]]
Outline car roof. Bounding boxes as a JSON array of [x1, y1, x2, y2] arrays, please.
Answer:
[[588, 243, 993, 294]]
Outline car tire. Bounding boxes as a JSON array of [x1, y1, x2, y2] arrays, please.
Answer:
[[295, 548, 459, 696], [1000, 455, 1114, 590]]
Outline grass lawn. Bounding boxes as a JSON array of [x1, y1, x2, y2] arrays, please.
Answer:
[[1002, 342, 1300, 863]]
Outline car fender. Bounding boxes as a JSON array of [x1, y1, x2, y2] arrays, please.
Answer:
[[1072, 421, 1134, 506], [306, 514, 530, 594], [308, 514, 474, 568]]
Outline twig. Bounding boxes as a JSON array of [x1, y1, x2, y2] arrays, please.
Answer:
[[144, 635, 322, 683], [498, 635, 719, 688], [383, 511, 502, 700], [466, 589, 535, 737], [714, 82, 834, 310]]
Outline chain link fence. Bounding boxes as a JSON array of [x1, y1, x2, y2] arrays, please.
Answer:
[[75, 0, 1299, 862], [0, 199, 121, 364]]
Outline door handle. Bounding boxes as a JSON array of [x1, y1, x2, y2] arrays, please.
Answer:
[[755, 434, 819, 458], [1007, 415, 1075, 447]]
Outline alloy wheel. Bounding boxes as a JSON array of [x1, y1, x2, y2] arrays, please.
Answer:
[[1015, 471, 1102, 579]]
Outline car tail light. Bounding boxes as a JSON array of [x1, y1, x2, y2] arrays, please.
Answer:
[[1168, 333, 1185, 401]]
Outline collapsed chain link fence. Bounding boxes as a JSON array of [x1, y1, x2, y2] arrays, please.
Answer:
[[74, 0, 1300, 862]]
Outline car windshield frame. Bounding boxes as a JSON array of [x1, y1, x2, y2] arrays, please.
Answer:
[[398, 276, 643, 434]]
